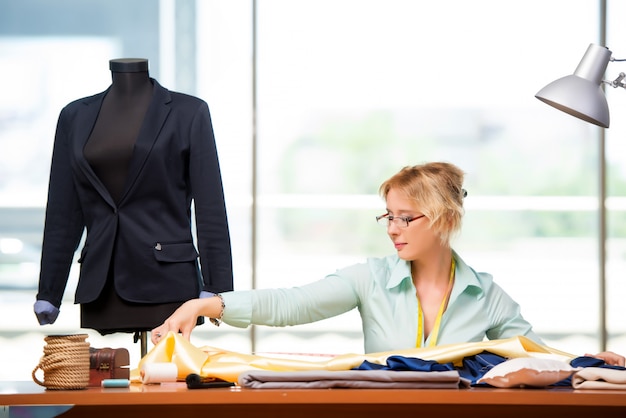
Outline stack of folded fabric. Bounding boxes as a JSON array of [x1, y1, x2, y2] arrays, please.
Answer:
[[133, 332, 579, 388], [238, 369, 464, 389], [572, 367, 626, 390]]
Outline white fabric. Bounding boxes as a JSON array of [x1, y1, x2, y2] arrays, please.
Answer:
[[572, 367, 626, 390], [477, 357, 579, 388]]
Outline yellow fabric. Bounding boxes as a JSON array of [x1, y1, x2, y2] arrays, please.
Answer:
[[131, 332, 576, 384]]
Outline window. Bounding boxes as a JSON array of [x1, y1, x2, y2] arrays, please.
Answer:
[[0, 0, 621, 381]]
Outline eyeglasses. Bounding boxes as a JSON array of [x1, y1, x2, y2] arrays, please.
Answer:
[[376, 213, 426, 228]]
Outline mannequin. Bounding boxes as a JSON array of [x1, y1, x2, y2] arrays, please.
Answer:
[[81, 59, 186, 334], [35, 58, 233, 349]]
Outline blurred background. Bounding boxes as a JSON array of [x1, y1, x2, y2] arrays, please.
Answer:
[[1, 0, 626, 380]]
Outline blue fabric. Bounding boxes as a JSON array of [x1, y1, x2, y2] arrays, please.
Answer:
[[357, 356, 455, 372], [570, 356, 626, 370], [354, 351, 508, 386], [355, 353, 626, 387], [458, 352, 507, 385]]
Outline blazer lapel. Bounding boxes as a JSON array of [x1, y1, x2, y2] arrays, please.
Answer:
[[119, 79, 172, 203], [72, 90, 117, 209]]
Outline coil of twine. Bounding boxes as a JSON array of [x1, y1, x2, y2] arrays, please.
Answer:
[[32, 334, 90, 390]]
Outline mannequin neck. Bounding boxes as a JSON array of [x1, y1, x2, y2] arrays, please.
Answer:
[[110, 71, 152, 97]]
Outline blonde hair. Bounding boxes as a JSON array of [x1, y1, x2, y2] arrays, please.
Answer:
[[379, 162, 466, 245]]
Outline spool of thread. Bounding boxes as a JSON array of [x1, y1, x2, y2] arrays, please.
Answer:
[[140, 362, 178, 384]]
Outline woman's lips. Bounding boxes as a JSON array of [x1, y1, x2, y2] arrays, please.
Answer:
[[394, 242, 406, 250]]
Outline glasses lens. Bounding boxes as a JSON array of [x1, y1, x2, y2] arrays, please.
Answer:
[[376, 215, 409, 228], [392, 217, 408, 228]]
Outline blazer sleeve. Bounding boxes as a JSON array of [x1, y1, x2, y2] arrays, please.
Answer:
[[37, 106, 86, 308], [188, 101, 234, 294]]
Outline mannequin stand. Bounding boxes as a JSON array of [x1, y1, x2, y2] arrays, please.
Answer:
[[133, 331, 148, 358]]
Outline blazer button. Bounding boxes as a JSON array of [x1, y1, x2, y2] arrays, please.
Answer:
[[155, 243, 162, 251]]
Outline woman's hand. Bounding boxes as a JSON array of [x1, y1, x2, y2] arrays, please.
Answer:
[[586, 351, 626, 367], [150, 297, 217, 344]]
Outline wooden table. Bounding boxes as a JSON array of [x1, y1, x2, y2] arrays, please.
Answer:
[[2, 380, 626, 418]]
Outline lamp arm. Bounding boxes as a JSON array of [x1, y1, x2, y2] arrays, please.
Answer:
[[605, 57, 626, 89], [604, 72, 626, 89]]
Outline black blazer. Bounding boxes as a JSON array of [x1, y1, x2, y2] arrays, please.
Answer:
[[37, 79, 233, 308]]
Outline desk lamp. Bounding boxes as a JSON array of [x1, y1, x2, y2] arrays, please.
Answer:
[[535, 43, 626, 128], [534, 43, 626, 351]]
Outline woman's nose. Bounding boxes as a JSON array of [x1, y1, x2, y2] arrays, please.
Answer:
[[387, 221, 401, 234]]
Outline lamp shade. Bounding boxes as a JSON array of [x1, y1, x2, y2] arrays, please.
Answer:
[[535, 44, 612, 128]]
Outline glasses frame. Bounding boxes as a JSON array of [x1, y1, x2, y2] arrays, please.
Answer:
[[376, 213, 426, 228]]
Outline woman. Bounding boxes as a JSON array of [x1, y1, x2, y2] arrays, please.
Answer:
[[151, 162, 624, 365]]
